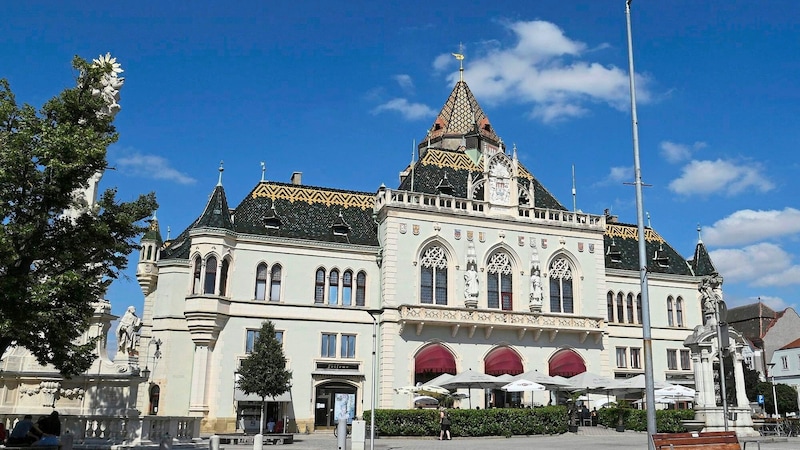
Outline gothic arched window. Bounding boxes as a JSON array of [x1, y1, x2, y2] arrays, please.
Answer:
[[203, 256, 217, 295], [667, 296, 675, 327], [676, 296, 684, 327], [314, 268, 326, 304], [549, 257, 574, 313], [607, 291, 615, 322], [626, 293, 634, 324], [328, 269, 339, 305], [616, 292, 624, 324], [342, 270, 353, 306], [192, 256, 202, 295], [487, 251, 513, 310], [219, 258, 230, 297], [255, 263, 268, 300], [270, 264, 282, 301], [420, 245, 448, 305], [355, 271, 366, 306]]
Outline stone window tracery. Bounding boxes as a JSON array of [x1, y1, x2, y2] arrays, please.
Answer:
[[420, 245, 448, 305], [548, 257, 574, 313], [487, 252, 513, 310]]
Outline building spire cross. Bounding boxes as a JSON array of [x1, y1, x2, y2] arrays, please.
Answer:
[[452, 43, 465, 82]]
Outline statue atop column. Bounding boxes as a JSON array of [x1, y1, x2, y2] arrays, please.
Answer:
[[464, 241, 479, 308], [117, 306, 142, 355], [699, 274, 724, 328], [529, 242, 543, 313]]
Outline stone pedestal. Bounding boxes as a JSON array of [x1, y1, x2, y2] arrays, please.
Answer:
[[694, 406, 760, 437]]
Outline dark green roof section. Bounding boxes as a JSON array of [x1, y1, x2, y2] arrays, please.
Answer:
[[232, 181, 379, 247], [160, 223, 194, 260], [603, 222, 693, 275], [397, 148, 567, 210], [690, 241, 718, 276], [195, 185, 234, 230], [142, 217, 163, 244]]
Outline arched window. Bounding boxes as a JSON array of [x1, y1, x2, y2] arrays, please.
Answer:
[[637, 294, 642, 324], [626, 293, 634, 324], [484, 347, 523, 375], [414, 344, 456, 382], [192, 256, 202, 295], [355, 271, 366, 306], [616, 292, 624, 323], [342, 270, 353, 306], [146, 245, 152, 260], [420, 245, 448, 305], [676, 296, 684, 327], [607, 291, 615, 322], [314, 268, 325, 303], [328, 269, 339, 305], [548, 349, 586, 378], [270, 264, 282, 301], [219, 258, 230, 296], [487, 252, 513, 310], [149, 384, 161, 415], [549, 257, 574, 313], [667, 296, 675, 327], [204, 256, 217, 295], [255, 263, 268, 300]]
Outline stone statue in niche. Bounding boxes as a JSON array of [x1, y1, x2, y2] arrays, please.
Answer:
[[699, 274, 724, 327], [464, 266, 479, 300], [529, 246, 543, 313]]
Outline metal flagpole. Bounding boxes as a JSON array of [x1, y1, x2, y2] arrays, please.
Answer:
[[625, 1, 657, 447]]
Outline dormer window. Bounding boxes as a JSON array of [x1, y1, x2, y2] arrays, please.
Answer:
[[262, 203, 282, 229], [606, 238, 622, 263], [331, 211, 350, 236], [436, 173, 454, 196], [653, 244, 670, 268]]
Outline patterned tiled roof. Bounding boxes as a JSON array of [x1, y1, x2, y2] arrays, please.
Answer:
[[425, 81, 499, 142], [602, 222, 694, 275], [690, 241, 717, 276], [196, 185, 234, 230], [397, 148, 567, 210]]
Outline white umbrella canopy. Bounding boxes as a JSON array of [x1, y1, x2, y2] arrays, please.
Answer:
[[512, 370, 572, 389], [441, 369, 505, 408], [653, 384, 695, 400], [426, 373, 455, 387], [394, 383, 450, 396], [501, 379, 546, 392], [413, 395, 440, 407], [605, 374, 671, 395], [566, 372, 616, 392]]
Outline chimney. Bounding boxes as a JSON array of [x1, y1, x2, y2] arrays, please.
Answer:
[[291, 172, 302, 185]]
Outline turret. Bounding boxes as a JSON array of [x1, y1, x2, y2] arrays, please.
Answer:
[[137, 213, 162, 296]]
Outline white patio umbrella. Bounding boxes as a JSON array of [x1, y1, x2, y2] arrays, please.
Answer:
[[440, 369, 505, 408], [394, 383, 450, 396], [605, 374, 671, 395], [413, 395, 440, 407], [512, 370, 572, 389], [427, 373, 455, 387], [566, 372, 616, 393], [501, 379, 546, 392], [653, 384, 695, 401]]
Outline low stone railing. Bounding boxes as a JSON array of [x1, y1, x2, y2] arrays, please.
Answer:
[[0, 415, 200, 445]]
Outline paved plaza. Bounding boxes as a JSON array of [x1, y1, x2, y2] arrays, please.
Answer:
[[220, 428, 799, 450]]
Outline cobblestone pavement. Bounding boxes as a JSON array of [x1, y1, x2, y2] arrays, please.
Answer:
[[220, 428, 800, 450]]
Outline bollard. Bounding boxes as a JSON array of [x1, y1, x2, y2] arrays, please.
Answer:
[[336, 417, 348, 450], [209, 434, 220, 450], [253, 433, 263, 450], [159, 433, 173, 450], [350, 420, 365, 450], [60, 431, 74, 450]]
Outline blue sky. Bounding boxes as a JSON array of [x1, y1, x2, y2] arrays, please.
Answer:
[[4, 0, 799, 324]]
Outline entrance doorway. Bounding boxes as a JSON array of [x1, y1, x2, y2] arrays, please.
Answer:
[[314, 382, 357, 427]]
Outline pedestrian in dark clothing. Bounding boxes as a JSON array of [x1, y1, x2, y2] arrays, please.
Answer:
[[439, 408, 452, 440], [7, 414, 36, 445], [32, 411, 61, 446]]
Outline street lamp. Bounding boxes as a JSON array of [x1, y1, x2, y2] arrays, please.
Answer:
[[366, 310, 381, 450], [141, 338, 163, 382], [767, 363, 779, 418]]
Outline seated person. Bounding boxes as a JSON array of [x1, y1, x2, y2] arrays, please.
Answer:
[[32, 411, 61, 446], [266, 418, 276, 433], [7, 415, 36, 445]]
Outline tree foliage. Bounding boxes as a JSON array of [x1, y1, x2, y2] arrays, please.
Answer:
[[0, 56, 157, 376], [237, 320, 292, 400]]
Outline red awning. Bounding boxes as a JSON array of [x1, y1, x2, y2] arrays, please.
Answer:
[[548, 350, 586, 377], [484, 347, 523, 375], [415, 345, 456, 374]]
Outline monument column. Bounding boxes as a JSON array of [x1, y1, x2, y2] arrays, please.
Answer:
[[692, 351, 706, 406], [701, 348, 715, 405], [732, 348, 749, 408], [189, 344, 211, 414]]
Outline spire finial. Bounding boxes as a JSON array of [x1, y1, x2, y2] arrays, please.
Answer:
[[217, 160, 224, 186], [697, 224, 703, 243], [260, 161, 266, 182], [646, 211, 651, 228], [452, 43, 465, 82], [167, 226, 171, 240]]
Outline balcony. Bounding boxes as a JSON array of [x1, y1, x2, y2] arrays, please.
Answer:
[[397, 304, 604, 344]]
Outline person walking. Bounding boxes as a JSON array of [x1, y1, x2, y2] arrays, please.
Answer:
[[439, 408, 451, 440]]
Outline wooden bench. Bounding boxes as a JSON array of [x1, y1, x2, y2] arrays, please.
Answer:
[[651, 431, 741, 450]]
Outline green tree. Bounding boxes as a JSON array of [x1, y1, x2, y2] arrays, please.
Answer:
[[237, 320, 293, 433], [756, 382, 799, 416], [0, 55, 157, 377]]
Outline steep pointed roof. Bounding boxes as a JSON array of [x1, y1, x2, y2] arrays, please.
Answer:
[[195, 185, 234, 230], [142, 216, 163, 245], [425, 81, 500, 143], [690, 240, 717, 276], [602, 221, 694, 275]]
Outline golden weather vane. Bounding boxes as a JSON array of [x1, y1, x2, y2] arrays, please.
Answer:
[[452, 42, 465, 82]]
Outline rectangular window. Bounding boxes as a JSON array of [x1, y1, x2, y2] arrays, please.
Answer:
[[782, 356, 789, 370], [667, 349, 678, 370], [420, 267, 433, 304], [487, 275, 499, 309], [550, 281, 562, 313], [434, 269, 447, 305], [680, 349, 691, 370], [321, 333, 337, 358], [275, 330, 284, 345], [630, 348, 641, 369], [246, 330, 260, 353], [341, 335, 356, 359], [616, 347, 627, 368]]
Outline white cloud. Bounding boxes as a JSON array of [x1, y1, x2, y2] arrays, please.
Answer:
[[112, 151, 196, 185], [393, 74, 414, 92], [668, 159, 774, 196], [371, 98, 436, 121], [704, 208, 800, 246], [660, 141, 706, 164], [433, 20, 652, 123], [710, 243, 800, 287], [595, 166, 633, 186]]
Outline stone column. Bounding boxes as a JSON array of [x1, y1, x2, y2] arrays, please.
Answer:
[[189, 344, 210, 413], [701, 348, 715, 406], [692, 351, 705, 406]]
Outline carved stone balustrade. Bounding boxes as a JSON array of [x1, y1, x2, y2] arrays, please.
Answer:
[[397, 304, 604, 343]]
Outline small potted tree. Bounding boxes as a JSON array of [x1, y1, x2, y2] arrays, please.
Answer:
[[614, 400, 631, 432]]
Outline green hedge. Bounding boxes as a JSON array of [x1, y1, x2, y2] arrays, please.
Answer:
[[365, 407, 694, 436], [365, 407, 568, 437]]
